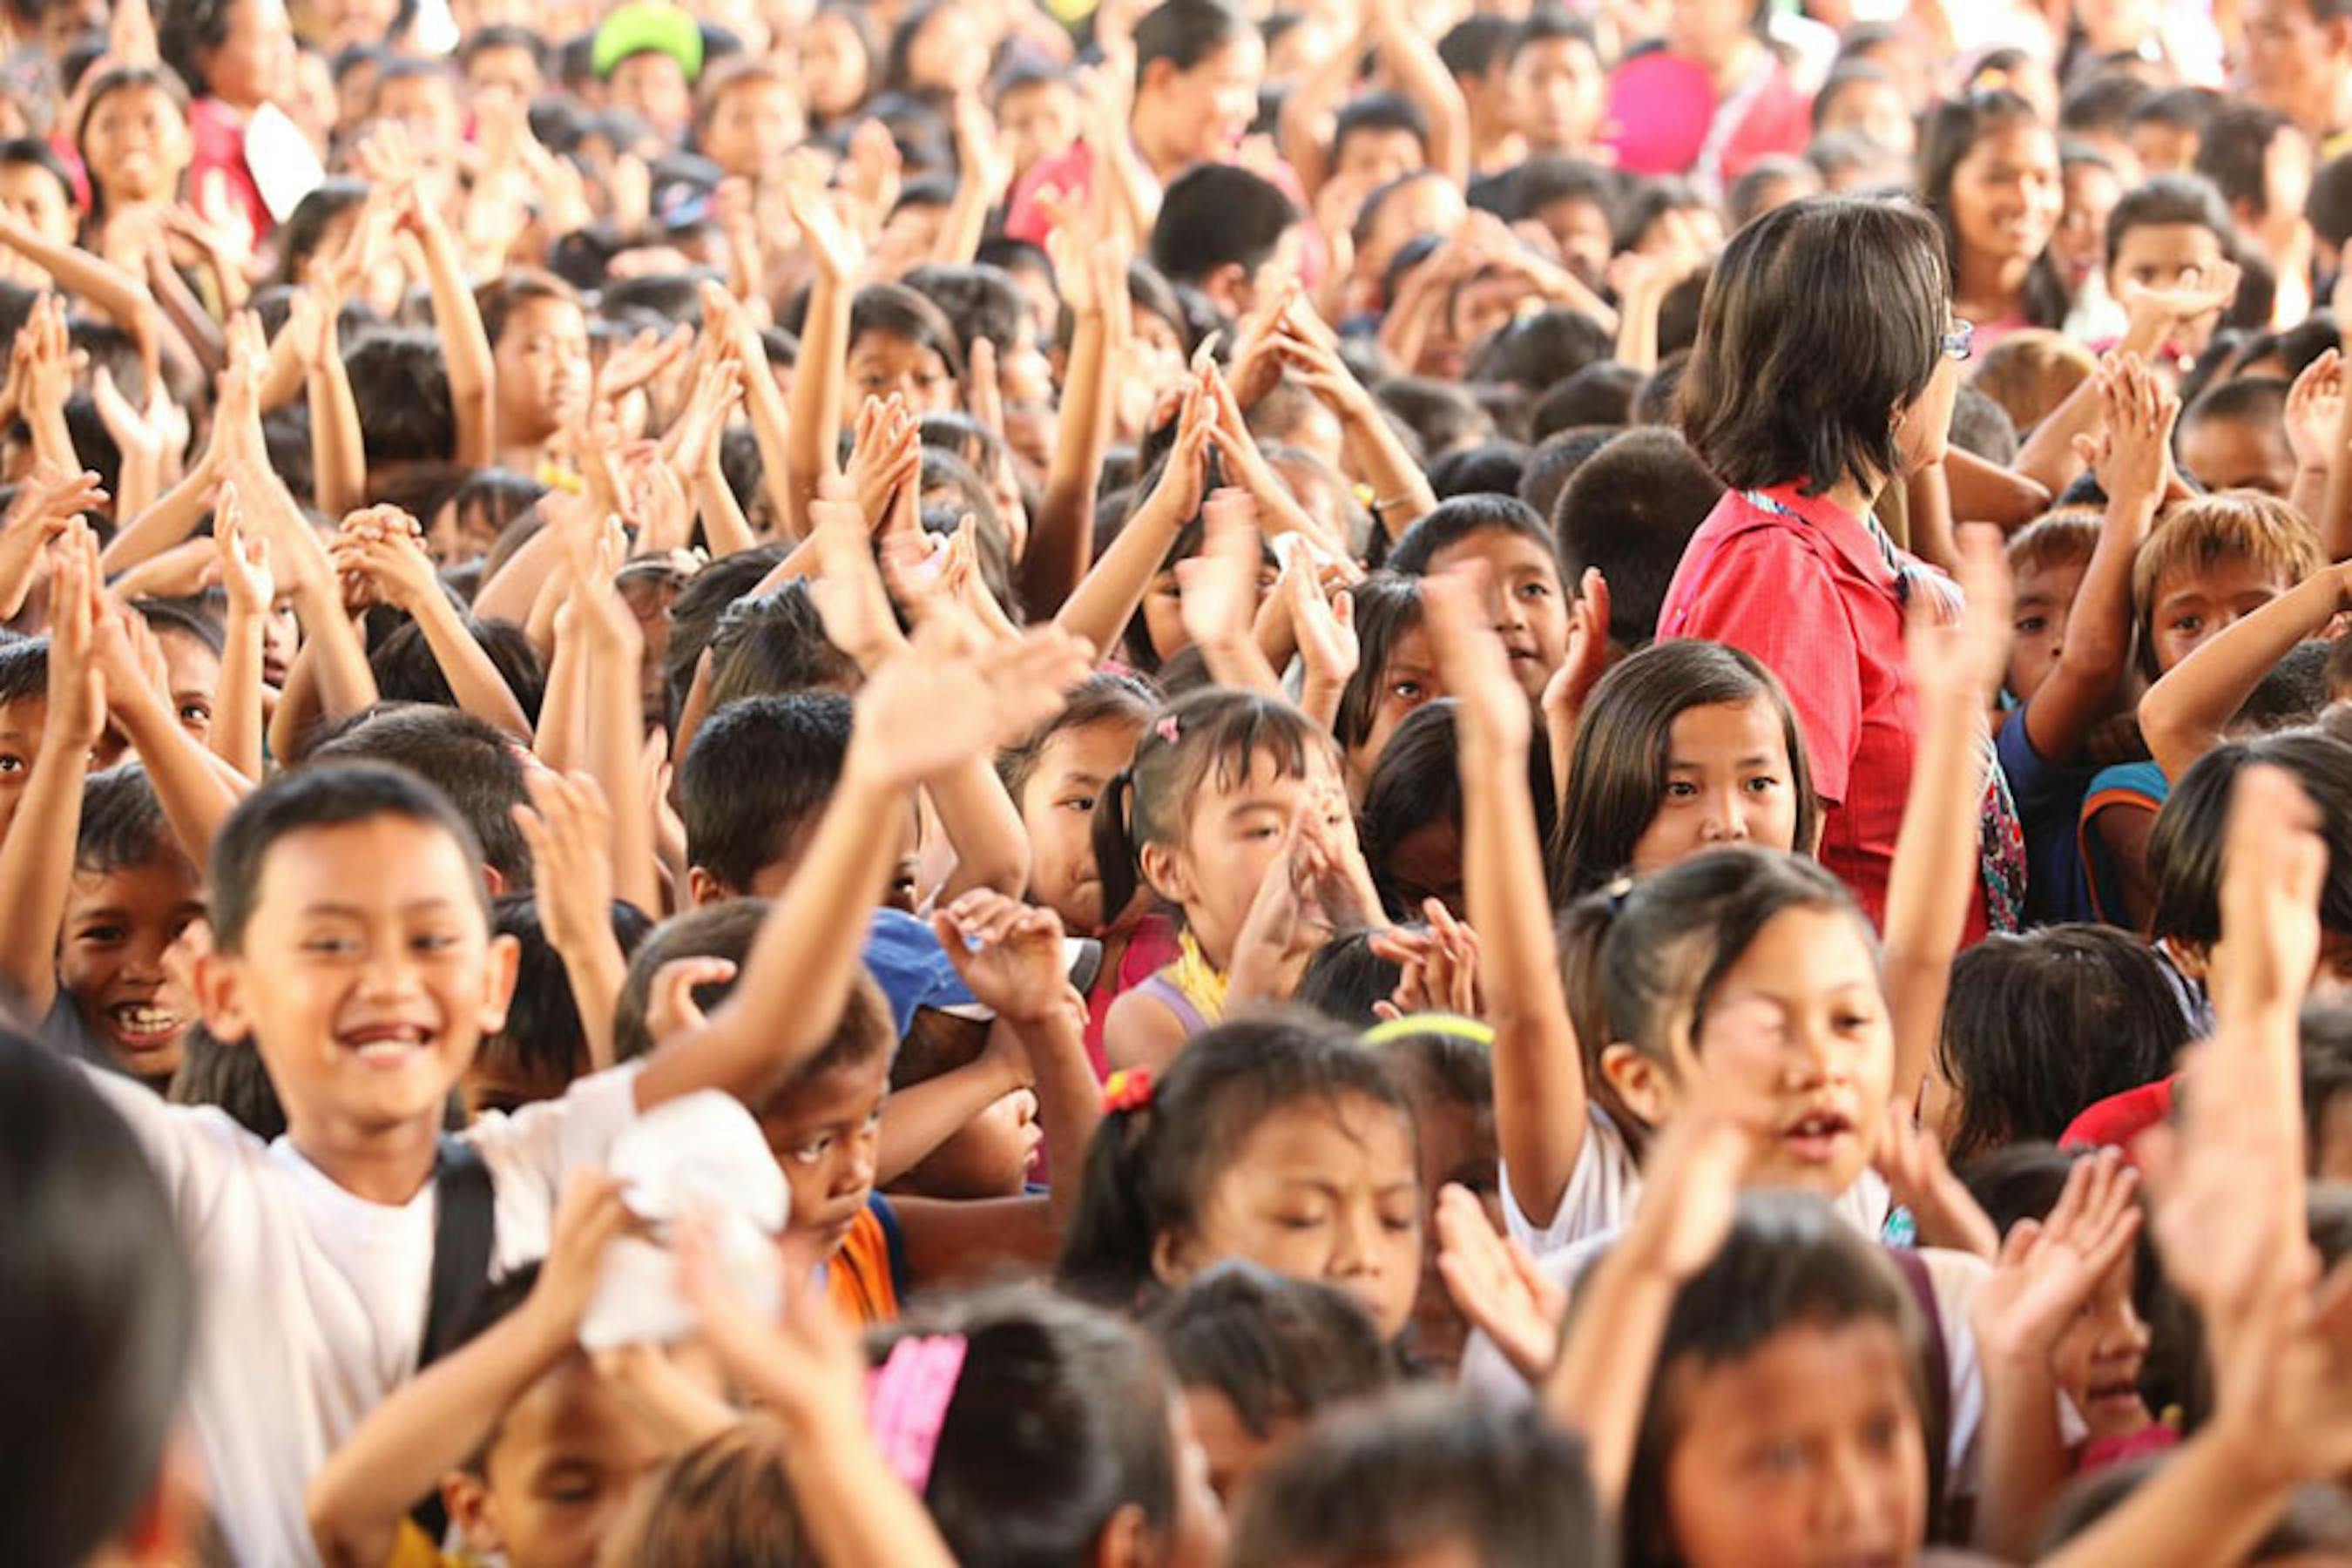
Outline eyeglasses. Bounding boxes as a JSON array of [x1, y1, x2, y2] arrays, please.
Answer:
[[1940, 320, 1976, 362]]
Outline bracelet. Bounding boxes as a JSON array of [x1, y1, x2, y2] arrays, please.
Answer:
[[1370, 491, 1417, 516]]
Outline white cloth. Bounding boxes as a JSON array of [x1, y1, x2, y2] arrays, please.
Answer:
[[1457, 1227, 1990, 1490], [80, 1063, 645, 1568], [1499, 1105, 1892, 1259], [580, 1091, 787, 1352]]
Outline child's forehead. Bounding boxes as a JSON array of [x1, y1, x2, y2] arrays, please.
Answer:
[[760, 1050, 890, 1125], [1432, 527, 1558, 576], [254, 814, 483, 902]]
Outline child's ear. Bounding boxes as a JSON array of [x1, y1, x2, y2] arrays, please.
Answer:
[[476, 932, 523, 1035], [1598, 1043, 1676, 1130], [1139, 842, 1192, 906], [1091, 1501, 1155, 1568], [482, 864, 508, 899], [1148, 1227, 1200, 1293], [443, 1470, 502, 1557], [192, 947, 253, 1044], [686, 865, 728, 908]]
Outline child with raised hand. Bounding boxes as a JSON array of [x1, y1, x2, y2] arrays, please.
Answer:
[[301, 1169, 665, 1568], [2038, 768, 2352, 1566], [1095, 686, 1377, 1071], [1061, 1011, 1425, 1344], [1997, 354, 2175, 926], [72, 610, 1091, 1565]]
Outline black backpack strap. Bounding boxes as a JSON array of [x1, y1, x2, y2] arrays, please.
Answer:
[[420, 1134, 496, 1369], [1886, 1245, 1956, 1541]]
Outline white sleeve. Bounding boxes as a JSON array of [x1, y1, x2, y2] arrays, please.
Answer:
[[1498, 1107, 1639, 1260], [1916, 1247, 1991, 1490], [75, 1064, 264, 1239], [467, 1063, 646, 1274]]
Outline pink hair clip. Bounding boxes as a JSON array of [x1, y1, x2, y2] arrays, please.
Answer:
[[1155, 714, 1181, 744], [867, 1335, 969, 1495]]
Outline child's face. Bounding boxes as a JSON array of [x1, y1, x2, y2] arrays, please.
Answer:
[[82, 83, 193, 205], [1816, 77, 1916, 160], [1533, 193, 1613, 288], [374, 71, 463, 158], [1018, 717, 1144, 934], [2176, 411, 2297, 497], [1332, 125, 1424, 192], [2049, 1248, 2152, 1445], [2108, 222, 2230, 352], [1423, 530, 1569, 698], [703, 79, 803, 179], [2006, 553, 2088, 700], [1660, 1318, 1928, 1568], [0, 693, 49, 840], [1346, 624, 1443, 787], [1505, 36, 1604, 152], [1682, 905, 1893, 1198], [2052, 162, 2123, 291], [196, 815, 517, 1142], [756, 1051, 889, 1257], [798, 13, 869, 120], [1142, 554, 1278, 665], [1159, 1092, 1423, 1342], [449, 1355, 671, 1568], [847, 328, 956, 414], [1182, 1384, 1289, 1509], [905, 4, 990, 98], [1148, 747, 1349, 970], [998, 80, 1080, 179], [60, 856, 205, 1084], [1628, 697, 1801, 878], [0, 164, 74, 251], [899, 1083, 1039, 1200], [2148, 560, 2293, 673], [1407, 1089, 1498, 1373], [154, 626, 222, 749], [1148, 36, 1265, 167], [493, 296, 591, 442], [465, 42, 543, 113], [1947, 121, 2064, 269], [606, 51, 693, 136]]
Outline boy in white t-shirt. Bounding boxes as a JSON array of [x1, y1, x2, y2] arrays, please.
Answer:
[[81, 624, 1090, 1565]]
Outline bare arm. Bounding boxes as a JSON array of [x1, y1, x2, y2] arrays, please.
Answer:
[[1024, 223, 1127, 618], [781, 181, 862, 540], [2141, 564, 2349, 783], [1054, 375, 1212, 657]]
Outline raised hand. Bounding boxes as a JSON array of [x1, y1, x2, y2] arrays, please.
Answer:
[[1435, 1183, 1565, 1382], [595, 324, 693, 404], [2071, 354, 2180, 505], [844, 618, 1095, 793], [1872, 1109, 1997, 1260], [845, 393, 921, 536], [2286, 348, 2344, 477], [44, 524, 107, 754], [786, 166, 868, 286], [2119, 258, 2242, 339], [524, 1169, 632, 1336], [1281, 548, 1359, 693], [1969, 1148, 2141, 1369], [1421, 566, 1532, 755], [933, 889, 1071, 1024], [1541, 566, 1611, 733], [0, 459, 104, 615], [329, 510, 442, 615], [1904, 523, 2012, 710], [510, 769, 619, 960], [1176, 487, 1267, 655]]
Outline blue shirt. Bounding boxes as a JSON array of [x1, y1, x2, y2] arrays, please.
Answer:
[[1995, 707, 2101, 926], [2079, 760, 2172, 928]]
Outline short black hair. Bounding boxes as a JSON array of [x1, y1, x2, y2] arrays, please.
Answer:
[[900, 261, 1031, 362], [663, 543, 790, 726], [2058, 69, 2151, 139], [343, 330, 459, 466], [706, 583, 860, 708], [1372, 376, 1492, 456], [478, 894, 655, 1113], [1360, 700, 1467, 916], [209, 762, 488, 955], [1425, 441, 1529, 500], [1384, 493, 1556, 577], [2106, 172, 2237, 265], [1294, 929, 1405, 1025], [612, 898, 767, 1062], [1937, 926, 2192, 1163], [1507, 7, 1596, 67], [2194, 102, 2292, 215], [0, 635, 47, 709], [305, 707, 534, 891], [1517, 425, 1619, 530], [2308, 148, 2352, 250], [1464, 306, 1613, 394], [1530, 361, 1641, 439], [461, 22, 546, 68], [0, 136, 72, 207], [157, 0, 234, 96], [1437, 14, 1513, 78], [847, 280, 965, 379], [1147, 1260, 1393, 1436], [1947, 382, 2021, 465], [1509, 153, 1617, 226], [76, 763, 184, 879], [368, 615, 548, 726], [1333, 90, 1429, 162], [1680, 196, 1948, 497], [1230, 1389, 1606, 1568], [1552, 428, 1722, 645], [679, 693, 855, 895], [1149, 162, 1299, 289], [2149, 731, 2352, 950], [0, 1037, 194, 1566], [2130, 84, 2221, 135]]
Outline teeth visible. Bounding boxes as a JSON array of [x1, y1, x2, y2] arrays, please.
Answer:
[[111, 1005, 182, 1035]]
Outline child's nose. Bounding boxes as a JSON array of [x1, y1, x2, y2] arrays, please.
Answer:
[[1698, 789, 1747, 842], [1328, 1206, 1386, 1279]]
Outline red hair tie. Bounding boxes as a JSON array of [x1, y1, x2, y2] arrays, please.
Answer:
[[1103, 1067, 1155, 1114]]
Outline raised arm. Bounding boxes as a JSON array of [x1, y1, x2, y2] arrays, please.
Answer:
[[1370, 0, 1470, 186], [209, 487, 271, 781], [1024, 217, 1127, 618], [631, 620, 1093, 1112], [1054, 369, 1212, 658], [781, 178, 863, 540], [2023, 357, 2171, 765], [91, 580, 249, 868], [1423, 569, 1590, 1232], [0, 526, 106, 1018], [335, 511, 534, 742], [287, 288, 366, 519], [2140, 561, 2349, 783], [1882, 526, 2010, 1111], [1178, 488, 1287, 695]]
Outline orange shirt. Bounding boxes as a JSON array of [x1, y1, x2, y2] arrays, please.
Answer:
[[822, 1195, 905, 1328]]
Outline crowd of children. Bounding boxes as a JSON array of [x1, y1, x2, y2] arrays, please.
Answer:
[[11, 0, 2352, 1563]]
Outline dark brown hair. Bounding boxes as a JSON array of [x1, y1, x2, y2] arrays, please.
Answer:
[[1679, 196, 1948, 497]]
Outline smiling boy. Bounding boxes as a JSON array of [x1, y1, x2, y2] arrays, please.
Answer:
[[70, 621, 1091, 1564]]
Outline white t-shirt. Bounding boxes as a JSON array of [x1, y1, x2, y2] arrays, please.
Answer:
[[1457, 1223, 1991, 1492], [1501, 1105, 1893, 1259], [82, 1064, 644, 1568]]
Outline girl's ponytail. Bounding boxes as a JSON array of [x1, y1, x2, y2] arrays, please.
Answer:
[[1092, 767, 1146, 929], [1057, 1087, 1162, 1311]]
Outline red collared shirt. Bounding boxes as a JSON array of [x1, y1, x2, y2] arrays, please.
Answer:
[[1657, 482, 1989, 941]]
